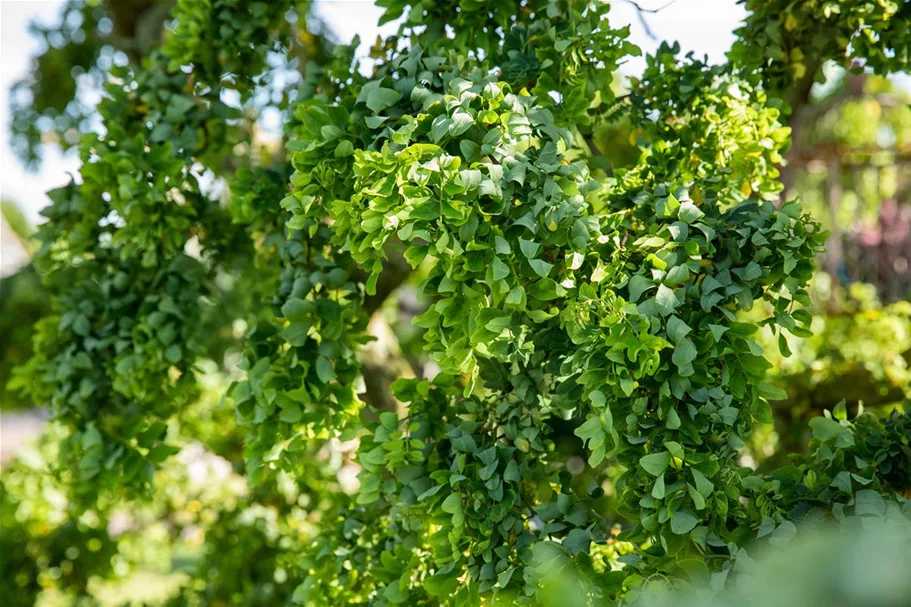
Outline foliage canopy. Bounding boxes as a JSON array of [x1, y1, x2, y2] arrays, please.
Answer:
[[4, 0, 911, 605]]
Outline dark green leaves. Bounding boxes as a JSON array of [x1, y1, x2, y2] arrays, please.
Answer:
[[666, 316, 691, 343], [23, 1, 907, 604], [809, 417, 842, 442], [809, 416, 854, 447], [366, 87, 402, 113], [529, 258, 554, 278], [441, 493, 462, 514], [672, 338, 697, 376], [640, 452, 672, 476], [655, 284, 679, 315], [854, 490, 886, 517], [678, 201, 704, 224], [628, 275, 653, 302], [670, 510, 699, 534], [575, 391, 620, 467], [491, 257, 510, 280]]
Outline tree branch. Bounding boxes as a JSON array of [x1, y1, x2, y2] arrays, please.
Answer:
[[352, 241, 416, 414], [360, 242, 413, 317], [616, 0, 680, 40], [359, 313, 415, 415], [105, 0, 174, 63], [583, 133, 614, 177], [617, 0, 679, 13]]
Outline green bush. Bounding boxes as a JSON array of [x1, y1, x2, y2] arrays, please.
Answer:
[[4, 0, 911, 605]]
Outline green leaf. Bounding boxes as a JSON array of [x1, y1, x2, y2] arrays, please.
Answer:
[[590, 389, 607, 409], [665, 441, 685, 462], [417, 485, 443, 501], [148, 443, 180, 463], [657, 193, 680, 218], [479, 460, 498, 481], [691, 468, 714, 497], [670, 510, 699, 535], [430, 116, 453, 142], [527, 278, 563, 301], [279, 402, 302, 423], [506, 286, 526, 307], [519, 238, 540, 259], [628, 275, 653, 302], [72, 315, 90, 336], [316, 355, 335, 383], [450, 109, 474, 136], [460, 140, 480, 162], [425, 572, 459, 597], [677, 558, 710, 583], [366, 87, 402, 112], [498, 566, 516, 588], [741, 261, 762, 281], [769, 520, 797, 546], [459, 169, 483, 191], [655, 284, 678, 315], [574, 417, 601, 441], [529, 258, 554, 278], [665, 264, 690, 286], [708, 324, 728, 342], [384, 582, 409, 604], [751, 398, 773, 424], [282, 322, 311, 347], [282, 298, 312, 322], [164, 344, 181, 363], [854, 489, 886, 517], [778, 333, 792, 357], [808, 417, 843, 442], [678, 201, 704, 224], [567, 251, 584, 270], [758, 383, 787, 401], [527, 308, 558, 322], [504, 460, 521, 482], [562, 528, 591, 554], [640, 452, 671, 476], [334, 140, 354, 157], [365, 115, 388, 129], [491, 257, 510, 280], [620, 378, 636, 397], [666, 316, 691, 344], [441, 493, 462, 514], [666, 407, 681, 430], [672, 338, 697, 375], [687, 483, 706, 510], [651, 473, 666, 499]]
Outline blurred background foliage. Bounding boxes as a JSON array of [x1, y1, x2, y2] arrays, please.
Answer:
[[0, 0, 909, 605]]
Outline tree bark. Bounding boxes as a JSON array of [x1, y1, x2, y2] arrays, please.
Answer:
[[355, 243, 417, 414]]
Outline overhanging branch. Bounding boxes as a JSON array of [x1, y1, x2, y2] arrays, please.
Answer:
[[353, 241, 416, 413], [615, 0, 680, 40]]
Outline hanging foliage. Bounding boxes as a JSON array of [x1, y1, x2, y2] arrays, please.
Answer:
[[6, 0, 911, 605]]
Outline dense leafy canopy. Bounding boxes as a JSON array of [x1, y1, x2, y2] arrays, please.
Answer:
[[4, 0, 911, 605], [731, 0, 911, 104]]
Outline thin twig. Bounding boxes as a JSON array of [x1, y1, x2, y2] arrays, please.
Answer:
[[614, 0, 680, 40], [616, 0, 680, 14]]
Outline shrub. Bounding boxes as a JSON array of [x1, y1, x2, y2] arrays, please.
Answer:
[[7, 0, 910, 605]]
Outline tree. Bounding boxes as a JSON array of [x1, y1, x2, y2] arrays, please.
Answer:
[[0, 202, 51, 411], [5, 0, 911, 605]]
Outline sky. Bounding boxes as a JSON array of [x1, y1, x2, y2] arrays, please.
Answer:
[[0, 0, 748, 227]]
